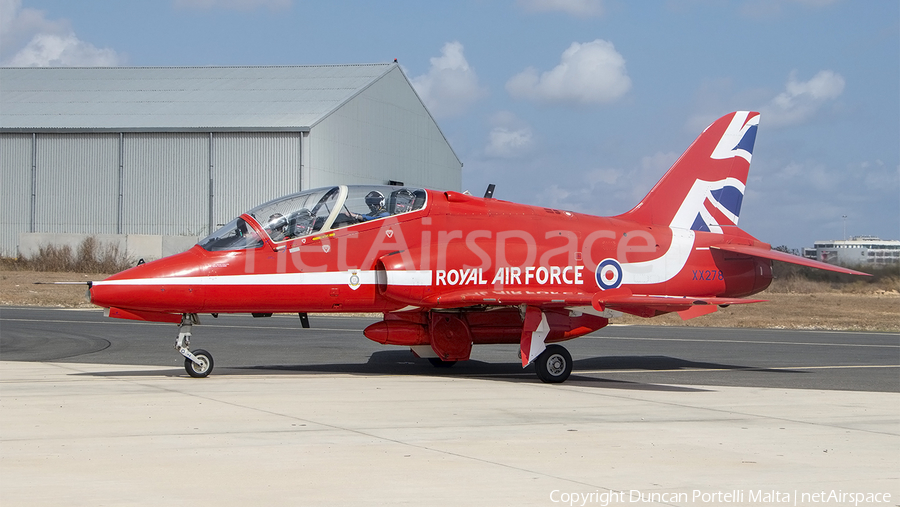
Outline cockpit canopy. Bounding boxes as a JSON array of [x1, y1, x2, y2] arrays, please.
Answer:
[[199, 185, 427, 252]]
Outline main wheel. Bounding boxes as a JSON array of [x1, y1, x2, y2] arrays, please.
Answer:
[[185, 349, 214, 378], [535, 345, 572, 383]]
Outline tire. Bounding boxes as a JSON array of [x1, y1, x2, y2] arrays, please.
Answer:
[[428, 358, 457, 368], [185, 349, 214, 378], [535, 345, 572, 384]]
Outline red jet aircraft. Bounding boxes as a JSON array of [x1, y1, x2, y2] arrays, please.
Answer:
[[89, 111, 867, 382]]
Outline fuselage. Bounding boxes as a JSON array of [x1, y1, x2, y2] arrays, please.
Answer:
[[90, 186, 773, 317]]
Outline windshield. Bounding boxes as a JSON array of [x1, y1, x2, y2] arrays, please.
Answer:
[[199, 185, 427, 250], [198, 217, 264, 252]]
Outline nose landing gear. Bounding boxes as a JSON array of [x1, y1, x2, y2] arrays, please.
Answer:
[[175, 314, 214, 378], [184, 348, 214, 378]]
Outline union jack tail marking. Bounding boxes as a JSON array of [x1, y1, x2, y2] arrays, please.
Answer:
[[615, 111, 760, 233]]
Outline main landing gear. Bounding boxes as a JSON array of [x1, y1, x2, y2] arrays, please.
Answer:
[[175, 314, 214, 378], [534, 345, 573, 384]]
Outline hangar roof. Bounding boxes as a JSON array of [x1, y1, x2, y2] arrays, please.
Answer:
[[0, 63, 399, 132]]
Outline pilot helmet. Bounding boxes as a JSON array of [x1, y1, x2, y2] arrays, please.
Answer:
[[267, 213, 288, 232], [365, 191, 385, 212]]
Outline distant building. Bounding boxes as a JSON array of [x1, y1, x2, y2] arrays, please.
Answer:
[[0, 63, 461, 259], [802, 236, 900, 267]]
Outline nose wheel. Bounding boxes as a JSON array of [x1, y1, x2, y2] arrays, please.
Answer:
[[185, 349, 214, 378], [175, 314, 214, 378]]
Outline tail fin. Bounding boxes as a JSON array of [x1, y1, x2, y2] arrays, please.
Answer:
[[617, 111, 760, 233]]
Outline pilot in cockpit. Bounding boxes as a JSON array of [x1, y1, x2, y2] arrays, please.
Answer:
[[352, 191, 391, 222], [265, 213, 289, 242], [290, 209, 315, 237]]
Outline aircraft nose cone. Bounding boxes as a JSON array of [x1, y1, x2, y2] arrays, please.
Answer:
[[88, 248, 208, 313], [87, 280, 122, 308], [90, 277, 203, 313]]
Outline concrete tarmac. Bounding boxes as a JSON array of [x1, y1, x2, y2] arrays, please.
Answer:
[[1, 308, 898, 506]]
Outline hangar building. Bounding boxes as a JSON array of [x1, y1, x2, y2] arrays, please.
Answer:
[[0, 63, 461, 259], [802, 236, 900, 267]]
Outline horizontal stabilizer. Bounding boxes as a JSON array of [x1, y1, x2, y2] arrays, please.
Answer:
[[710, 244, 870, 276]]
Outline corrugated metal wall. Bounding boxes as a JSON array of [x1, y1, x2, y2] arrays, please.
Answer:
[[309, 66, 462, 191], [0, 132, 305, 255], [0, 135, 33, 257], [35, 134, 119, 234], [122, 133, 208, 236], [211, 132, 301, 230]]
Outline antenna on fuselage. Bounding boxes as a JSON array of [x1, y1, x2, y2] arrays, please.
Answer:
[[484, 184, 496, 199]]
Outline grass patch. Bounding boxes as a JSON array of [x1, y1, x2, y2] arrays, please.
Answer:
[[1, 237, 133, 274], [769, 261, 900, 294]]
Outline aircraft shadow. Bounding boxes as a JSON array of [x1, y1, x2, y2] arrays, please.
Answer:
[[574, 355, 806, 374], [70, 351, 801, 393]]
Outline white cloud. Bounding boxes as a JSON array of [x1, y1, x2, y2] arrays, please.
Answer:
[[1, 0, 123, 66], [7, 32, 121, 67], [486, 128, 533, 158], [173, 0, 292, 10], [585, 167, 620, 186], [410, 41, 487, 119], [541, 184, 575, 210], [778, 160, 838, 192], [506, 39, 631, 105], [623, 152, 679, 202], [517, 0, 604, 17], [532, 152, 679, 215], [762, 70, 845, 127], [854, 159, 897, 193], [534, 166, 625, 214], [484, 111, 534, 159], [1, 0, 64, 61]]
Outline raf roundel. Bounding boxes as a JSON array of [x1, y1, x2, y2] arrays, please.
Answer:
[[595, 258, 623, 290]]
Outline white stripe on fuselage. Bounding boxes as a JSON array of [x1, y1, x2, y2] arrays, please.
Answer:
[[92, 270, 434, 287], [620, 228, 695, 285], [95, 232, 696, 291]]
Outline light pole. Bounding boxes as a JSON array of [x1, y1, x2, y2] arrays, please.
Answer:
[[842, 215, 847, 240]]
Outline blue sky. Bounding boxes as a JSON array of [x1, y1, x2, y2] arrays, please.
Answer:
[[2, 0, 897, 249]]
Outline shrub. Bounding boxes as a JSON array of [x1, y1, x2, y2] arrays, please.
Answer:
[[6, 237, 133, 274], [770, 260, 899, 293]]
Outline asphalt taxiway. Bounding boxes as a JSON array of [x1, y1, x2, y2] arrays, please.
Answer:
[[2, 306, 898, 506]]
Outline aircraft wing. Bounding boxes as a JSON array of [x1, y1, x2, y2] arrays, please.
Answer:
[[419, 286, 765, 321], [709, 243, 870, 276], [591, 287, 766, 320], [421, 289, 594, 307]]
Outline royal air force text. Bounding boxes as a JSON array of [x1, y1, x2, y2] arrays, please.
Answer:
[[435, 266, 585, 286]]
